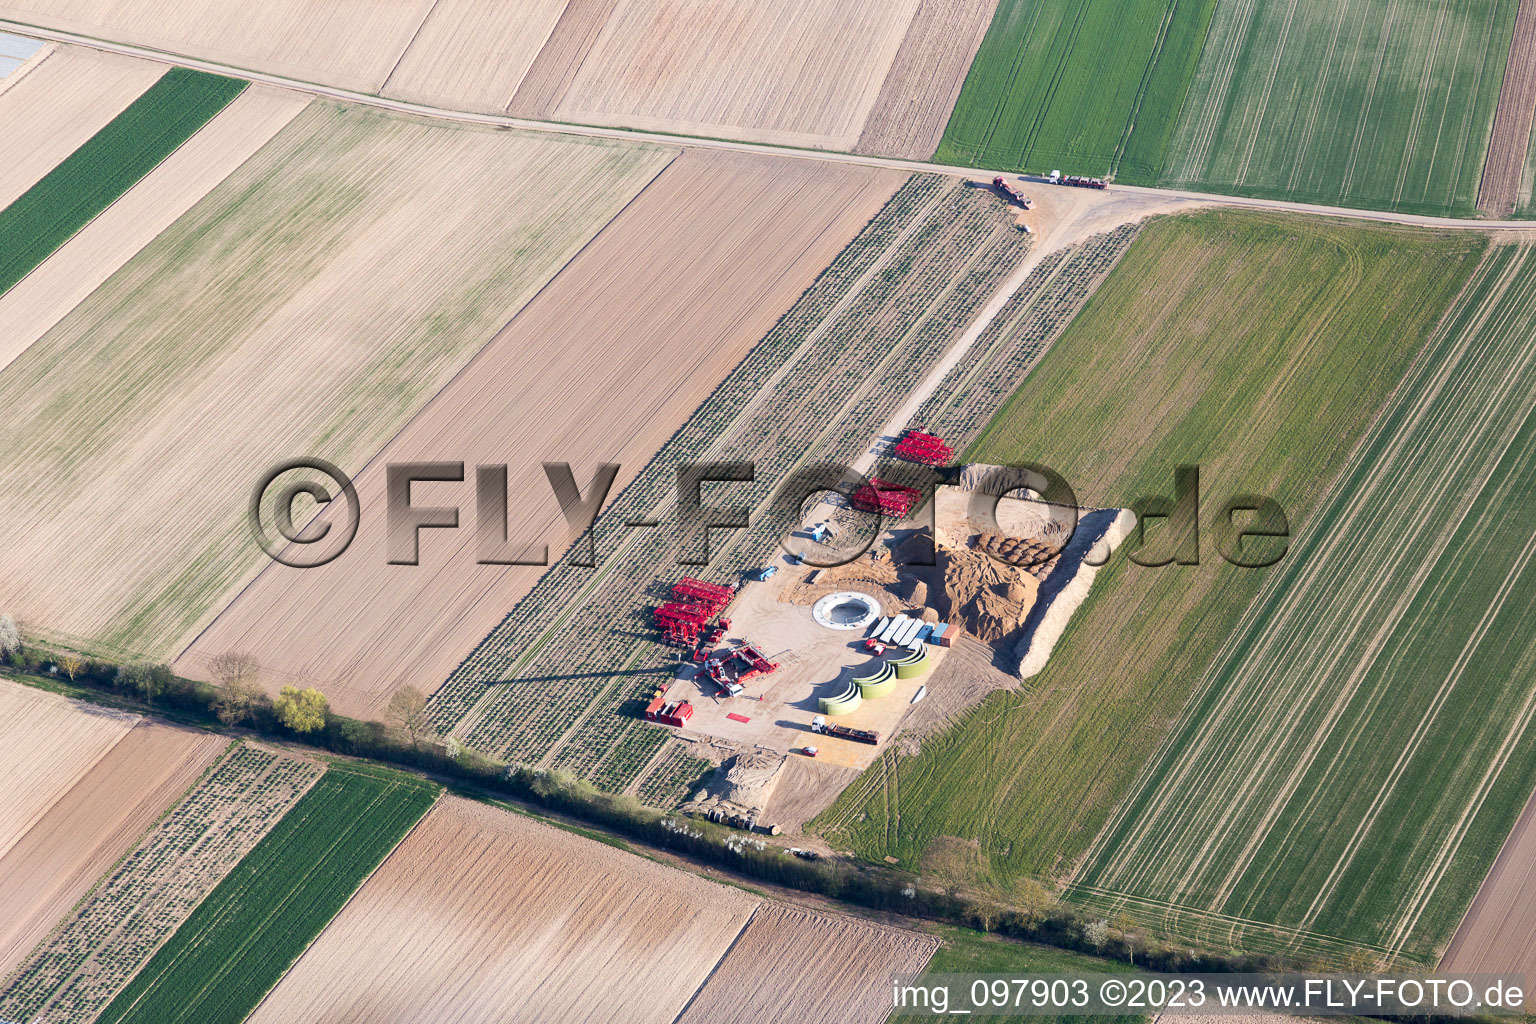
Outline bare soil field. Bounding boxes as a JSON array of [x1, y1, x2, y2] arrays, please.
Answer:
[[0, 720, 225, 977], [0, 0, 436, 92], [0, 680, 137, 863], [0, 103, 671, 663], [676, 903, 938, 1024], [1478, 0, 1536, 215], [554, 0, 923, 149], [0, 743, 322, 1023], [246, 796, 758, 1024], [761, 755, 863, 834], [855, 0, 999, 158], [507, 0, 621, 119], [181, 149, 903, 719], [0, 84, 310, 372], [1440, 784, 1536, 1000], [380, 0, 569, 112], [0, 44, 162, 209]]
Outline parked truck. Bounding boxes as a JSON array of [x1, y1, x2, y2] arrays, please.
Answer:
[[991, 175, 1034, 208]]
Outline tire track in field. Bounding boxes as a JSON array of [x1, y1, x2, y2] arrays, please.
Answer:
[[1284, 0, 1354, 193], [1232, 0, 1300, 187], [1338, 0, 1399, 199], [1086, 244, 1530, 902]]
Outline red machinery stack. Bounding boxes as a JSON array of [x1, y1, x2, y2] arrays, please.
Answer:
[[850, 479, 923, 518], [653, 578, 736, 647], [893, 428, 954, 466]]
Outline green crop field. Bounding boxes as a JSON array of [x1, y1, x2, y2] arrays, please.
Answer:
[[933, 0, 1219, 181], [94, 763, 439, 1024], [1162, 0, 1516, 215], [813, 210, 1484, 903], [0, 67, 245, 296], [1074, 241, 1536, 965]]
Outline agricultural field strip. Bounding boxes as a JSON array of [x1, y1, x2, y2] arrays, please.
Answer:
[[0, 45, 164, 210], [445, 182, 1033, 782], [1475, 0, 1536, 215], [94, 766, 439, 1024], [1162, 0, 1516, 214], [0, 744, 322, 1023], [1078, 242, 1536, 959], [0, 66, 245, 297], [0, 84, 310, 373], [0, 723, 227, 978], [8, 17, 1536, 229]]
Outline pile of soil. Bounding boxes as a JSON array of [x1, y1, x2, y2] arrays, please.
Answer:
[[683, 749, 787, 816]]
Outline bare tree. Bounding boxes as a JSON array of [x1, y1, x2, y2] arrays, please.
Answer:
[[210, 653, 264, 726], [57, 653, 83, 682], [385, 686, 435, 748], [0, 614, 20, 663]]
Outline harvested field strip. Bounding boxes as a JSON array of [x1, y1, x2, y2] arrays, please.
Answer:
[[0, 0, 437, 93], [0, 680, 137, 863], [934, 0, 1218, 179], [554, 0, 923, 149], [0, 721, 226, 978], [95, 765, 439, 1024], [438, 179, 1034, 785], [380, 0, 569, 112], [1478, 0, 1536, 215], [0, 46, 164, 210], [1077, 242, 1536, 964], [246, 796, 758, 1024], [855, 0, 999, 160], [812, 211, 1484, 896], [1440, 785, 1536, 979], [506, 0, 621, 119], [180, 149, 897, 720], [677, 904, 938, 1024], [0, 104, 670, 665], [1163, 0, 1516, 214], [0, 85, 310, 373], [0, 67, 243, 297], [0, 744, 322, 1023]]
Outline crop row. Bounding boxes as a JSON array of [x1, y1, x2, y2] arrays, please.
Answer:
[[425, 173, 948, 730], [0, 744, 321, 1024], [452, 182, 1019, 765], [634, 740, 717, 808], [0, 68, 246, 297], [93, 766, 439, 1024]]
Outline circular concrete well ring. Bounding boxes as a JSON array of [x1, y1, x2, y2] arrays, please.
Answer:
[[812, 591, 881, 631]]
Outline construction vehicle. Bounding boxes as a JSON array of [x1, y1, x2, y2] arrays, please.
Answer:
[[1048, 169, 1107, 189], [810, 715, 879, 745], [644, 698, 693, 727], [991, 175, 1034, 208], [750, 565, 778, 582]]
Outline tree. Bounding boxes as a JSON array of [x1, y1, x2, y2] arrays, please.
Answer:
[[273, 686, 328, 733], [115, 663, 172, 702], [385, 686, 434, 748], [57, 653, 83, 681], [0, 613, 20, 663], [209, 653, 264, 726], [1085, 918, 1110, 951]]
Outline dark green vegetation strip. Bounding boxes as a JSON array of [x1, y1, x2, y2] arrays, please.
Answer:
[[815, 211, 1484, 915], [934, 0, 1219, 180], [0, 67, 245, 296], [94, 764, 439, 1024], [1076, 241, 1536, 964], [891, 926, 1143, 1024]]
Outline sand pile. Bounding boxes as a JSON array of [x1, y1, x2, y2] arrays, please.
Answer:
[[684, 749, 788, 816], [933, 543, 1040, 644]]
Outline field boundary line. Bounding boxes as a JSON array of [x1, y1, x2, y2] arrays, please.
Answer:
[[376, 0, 443, 95]]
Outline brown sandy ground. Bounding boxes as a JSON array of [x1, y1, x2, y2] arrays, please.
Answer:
[[0, 44, 162, 209], [676, 903, 938, 1024], [507, 0, 622, 119], [0, 104, 671, 664], [0, 679, 136, 861], [0, 0, 436, 92], [0, 84, 310, 372], [762, 755, 864, 834], [553, 0, 923, 149], [0, 743, 322, 1023], [0, 721, 225, 976], [855, 0, 999, 159], [1478, 0, 1536, 216], [245, 795, 759, 1024], [180, 149, 904, 720], [1440, 783, 1536, 1003], [380, 0, 569, 112]]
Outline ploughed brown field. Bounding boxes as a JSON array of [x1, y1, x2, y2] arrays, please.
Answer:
[[245, 796, 758, 1024], [180, 148, 905, 719], [1478, 0, 1536, 215]]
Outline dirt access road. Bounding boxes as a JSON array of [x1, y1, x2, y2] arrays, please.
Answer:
[[4, 18, 1531, 235]]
